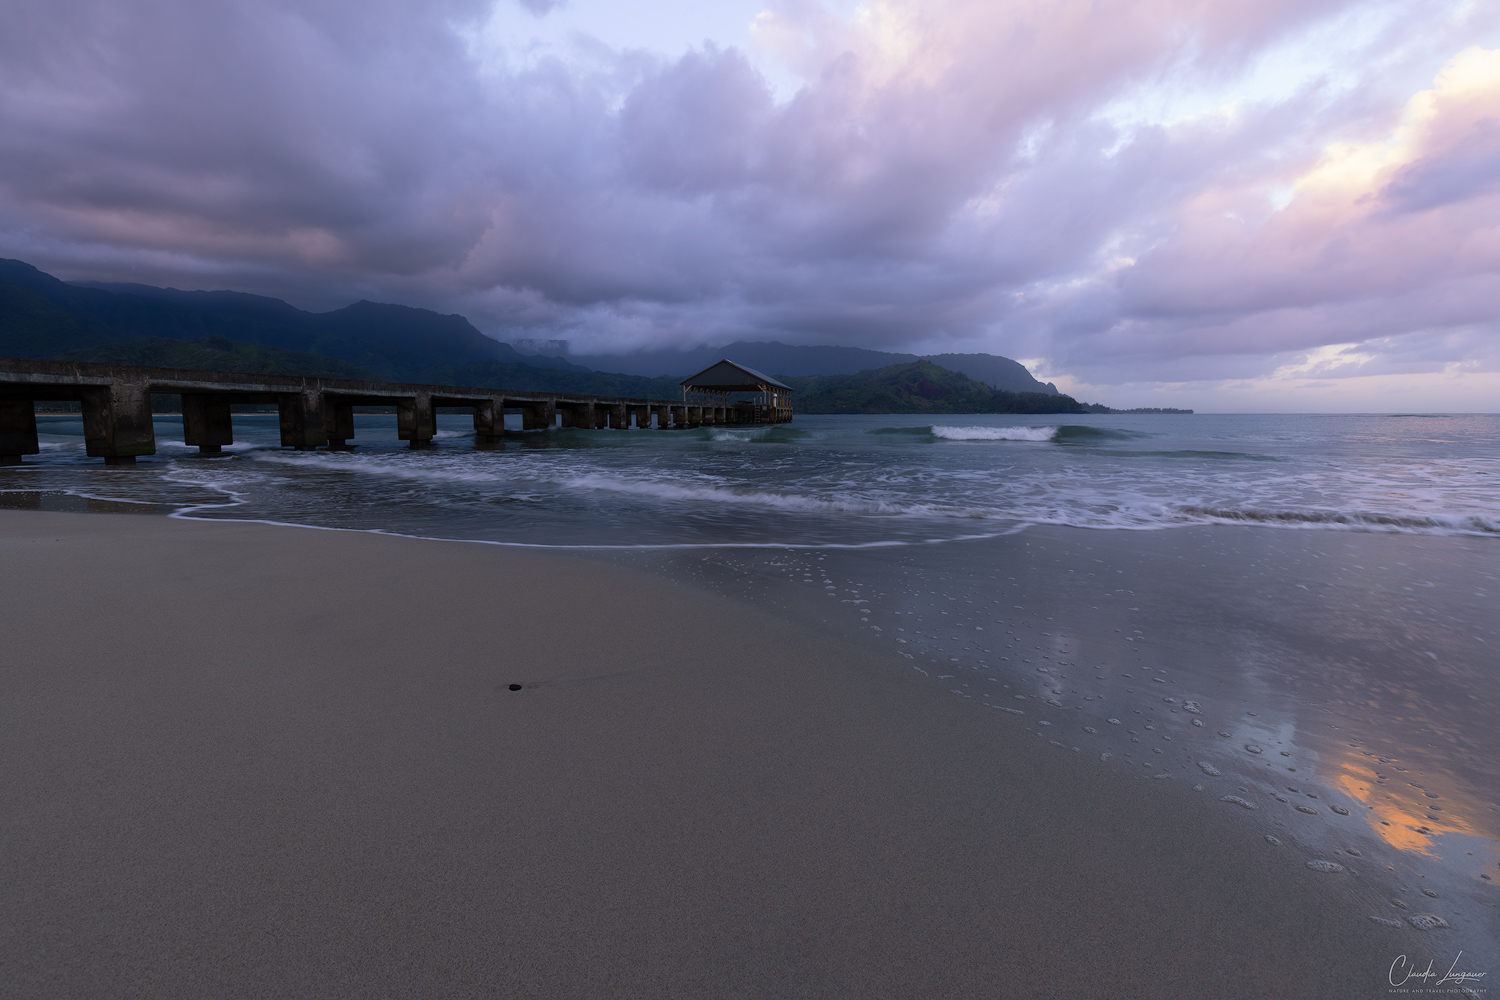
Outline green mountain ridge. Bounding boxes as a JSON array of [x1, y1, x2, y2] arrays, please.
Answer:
[[56, 337, 383, 381], [49, 338, 1089, 415], [53, 336, 685, 399], [0, 258, 585, 380], [3, 258, 1126, 413], [782, 361, 1085, 414]]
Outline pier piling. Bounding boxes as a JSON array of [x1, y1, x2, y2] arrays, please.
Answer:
[[397, 394, 435, 448], [472, 397, 503, 444], [521, 400, 555, 431], [182, 394, 233, 454], [278, 390, 328, 451], [82, 382, 155, 466], [0, 399, 39, 465], [325, 399, 356, 450]]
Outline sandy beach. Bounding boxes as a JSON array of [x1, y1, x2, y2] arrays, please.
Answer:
[[0, 509, 1412, 998]]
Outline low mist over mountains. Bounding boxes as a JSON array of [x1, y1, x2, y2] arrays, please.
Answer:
[[1, 258, 1087, 411], [559, 343, 1058, 394]]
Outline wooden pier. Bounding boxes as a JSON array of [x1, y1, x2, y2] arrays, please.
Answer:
[[0, 357, 791, 465]]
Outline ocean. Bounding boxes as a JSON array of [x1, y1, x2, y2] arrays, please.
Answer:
[[6, 409, 1499, 952], [9, 411, 1497, 542]]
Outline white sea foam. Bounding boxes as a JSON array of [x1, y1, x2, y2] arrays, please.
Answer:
[[931, 425, 1057, 442], [18, 413, 1500, 543]]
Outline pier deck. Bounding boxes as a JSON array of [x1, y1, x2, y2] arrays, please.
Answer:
[[0, 357, 790, 465]]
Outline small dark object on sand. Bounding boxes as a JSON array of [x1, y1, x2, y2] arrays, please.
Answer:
[[509, 683, 523, 691]]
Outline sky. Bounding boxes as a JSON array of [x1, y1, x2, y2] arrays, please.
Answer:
[[2, 0, 1498, 410]]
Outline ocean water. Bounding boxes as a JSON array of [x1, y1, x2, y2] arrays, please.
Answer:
[[6, 411, 1496, 543], [6, 409, 1500, 952]]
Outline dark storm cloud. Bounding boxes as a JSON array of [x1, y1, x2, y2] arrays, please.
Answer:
[[1, 0, 1497, 390]]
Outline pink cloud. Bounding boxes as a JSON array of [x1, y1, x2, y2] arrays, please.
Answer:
[[0, 0, 1496, 397]]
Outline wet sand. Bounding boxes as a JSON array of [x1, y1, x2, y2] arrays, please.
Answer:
[[1, 511, 1400, 997]]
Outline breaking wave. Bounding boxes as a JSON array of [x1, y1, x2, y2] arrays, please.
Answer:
[[932, 425, 1058, 441], [1174, 505, 1499, 535]]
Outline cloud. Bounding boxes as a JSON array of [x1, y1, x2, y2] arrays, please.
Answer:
[[0, 0, 1497, 406]]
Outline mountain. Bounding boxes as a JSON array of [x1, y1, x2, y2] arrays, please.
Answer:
[[782, 361, 1084, 414], [564, 340, 1058, 394], [2, 259, 1074, 408], [0, 259, 586, 379], [922, 353, 1058, 395], [55, 337, 382, 380], [74, 282, 547, 364], [55, 335, 684, 398]]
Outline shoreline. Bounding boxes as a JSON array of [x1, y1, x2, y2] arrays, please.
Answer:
[[0, 508, 1426, 997]]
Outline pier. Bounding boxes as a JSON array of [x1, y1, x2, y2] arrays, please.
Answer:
[[0, 357, 792, 465]]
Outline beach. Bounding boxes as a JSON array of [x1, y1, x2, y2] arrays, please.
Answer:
[[0, 509, 1440, 998]]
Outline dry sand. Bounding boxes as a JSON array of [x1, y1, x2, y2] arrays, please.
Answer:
[[0, 510, 1396, 998]]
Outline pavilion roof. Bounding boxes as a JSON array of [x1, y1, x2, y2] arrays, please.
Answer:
[[679, 359, 792, 392]]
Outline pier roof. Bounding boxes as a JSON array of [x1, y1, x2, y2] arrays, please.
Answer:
[[679, 360, 791, 392]]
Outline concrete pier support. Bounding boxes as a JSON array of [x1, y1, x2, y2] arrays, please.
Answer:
[[397, 393, 435, 448], [686, 405, 703, 427], [564, 402, 594, 429], [521, 400, 555, 430], [278, 390, 328, 451], [472, 397, 504, 444], [650, 404, 669, 429], [182, 394, 233, 454], [0, 399, 40, 464], [630, 405, 651, 429], [608, 404, 629, 429], [82, 382, 155, 466], [324, 399, 355, 449]]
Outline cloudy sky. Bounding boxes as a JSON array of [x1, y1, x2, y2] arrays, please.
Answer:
[[3, 0, 1498, 409]]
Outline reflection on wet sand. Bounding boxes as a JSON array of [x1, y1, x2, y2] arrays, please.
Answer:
[[1330, 745, 1499, 869]]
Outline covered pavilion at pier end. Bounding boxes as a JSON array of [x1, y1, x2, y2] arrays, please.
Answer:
[[680, 360, 793, 425]]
